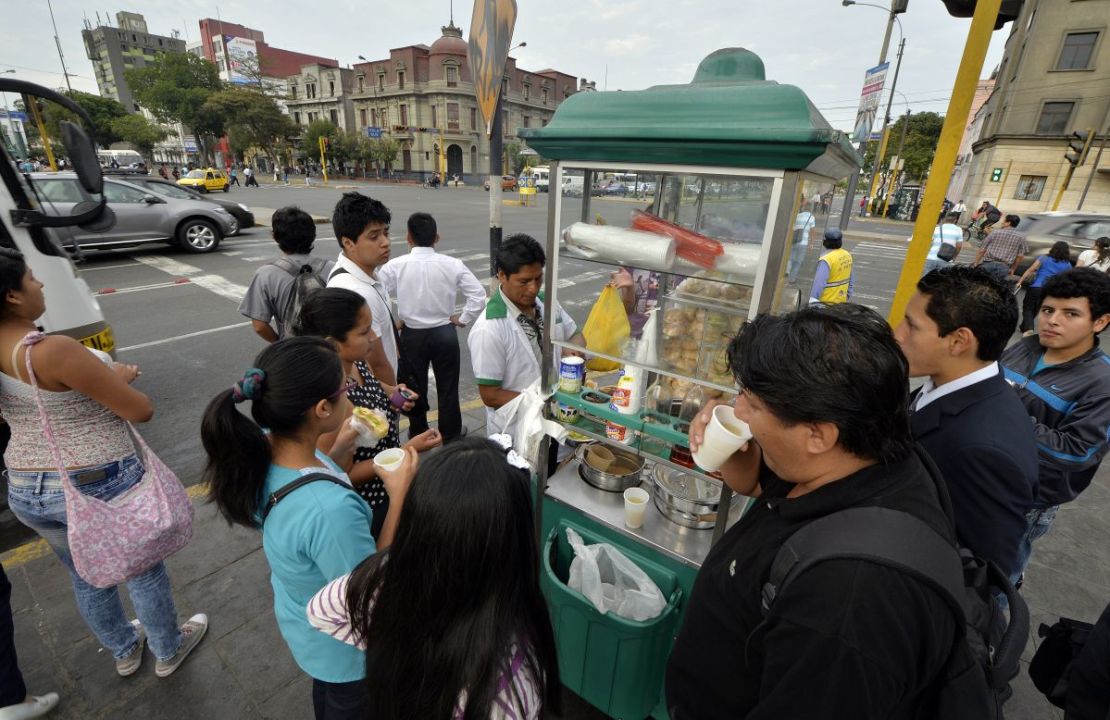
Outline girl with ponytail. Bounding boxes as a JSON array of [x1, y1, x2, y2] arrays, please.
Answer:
[[201, 336, 416, 719]]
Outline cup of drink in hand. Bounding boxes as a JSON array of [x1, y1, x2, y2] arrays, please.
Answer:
[[690, 405, 752, 472], [373, 448, 406, 472]]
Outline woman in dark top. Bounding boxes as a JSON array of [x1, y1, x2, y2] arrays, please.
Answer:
[[295, 289, 440, 537]]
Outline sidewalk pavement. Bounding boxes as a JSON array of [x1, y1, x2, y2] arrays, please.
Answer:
[[3, 403, 1107, 718]]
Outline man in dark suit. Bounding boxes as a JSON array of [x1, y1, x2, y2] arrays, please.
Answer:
[[894, 265, 1038, 583]]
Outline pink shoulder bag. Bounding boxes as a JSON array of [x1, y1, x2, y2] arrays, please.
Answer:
[[21, 332, 194, 588]]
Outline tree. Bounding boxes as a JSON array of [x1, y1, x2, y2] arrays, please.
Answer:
[[371, 138, 401, 174], [229, 53, 287, 98], [300, 119, 338, 161], [504, 140, 523, 175], [111, 114, 168, 163], [203, 87, 293, 164], [863, 111, 944, 184], [127, 53, 225, 163], [40, 90, 127, 150]]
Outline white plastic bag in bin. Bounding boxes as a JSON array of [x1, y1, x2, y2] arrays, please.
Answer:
[[566, 528, 666, 622]]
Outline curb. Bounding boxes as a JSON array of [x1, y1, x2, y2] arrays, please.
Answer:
[[249, 207, 330, 227]]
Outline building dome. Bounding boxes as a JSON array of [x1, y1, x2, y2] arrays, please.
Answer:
[[430, 21, 468, 56]]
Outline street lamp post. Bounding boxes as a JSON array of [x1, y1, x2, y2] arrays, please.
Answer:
[[838, 0, 906, 228]]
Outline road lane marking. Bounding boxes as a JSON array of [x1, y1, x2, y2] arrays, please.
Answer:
[[131, 255, 205, 276], [130, 255, 248, 301], [97, 279, 191, 295], [191, 275, 248, 302], [116, 321, 252, 352], [77, 262, 142, 272]]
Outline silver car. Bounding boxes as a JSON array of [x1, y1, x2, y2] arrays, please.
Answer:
[[31, 172, 238, 253], [1014, 212, 1110, 274]]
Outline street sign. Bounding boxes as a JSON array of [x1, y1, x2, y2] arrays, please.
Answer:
[[852, 63, 889, 144], [0, 110, 28, 122], [990, 167, 1003, 182], [468, 0, 518, 137], [365, 127, 382, 139]]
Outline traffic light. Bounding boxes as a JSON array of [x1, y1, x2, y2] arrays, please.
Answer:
[[433, 143, 440, 155], [1065, 129, 1093, 168], [939, 0, 1024, 29]]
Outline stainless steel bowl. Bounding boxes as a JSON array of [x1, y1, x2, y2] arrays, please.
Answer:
[[575, 442, 644, 492], [651, 464, 739, 529]]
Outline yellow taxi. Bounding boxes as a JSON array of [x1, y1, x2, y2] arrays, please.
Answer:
[[178, 168, 230, 193]]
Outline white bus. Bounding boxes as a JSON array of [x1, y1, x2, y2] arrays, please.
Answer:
[[97, 149, 143, 168]]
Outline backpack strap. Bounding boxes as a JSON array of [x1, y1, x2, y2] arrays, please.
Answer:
[[760, 505, 969, 625], [261, 472, 351, 523], [328, 266, 350, 282], [270, 256, 298, 277]]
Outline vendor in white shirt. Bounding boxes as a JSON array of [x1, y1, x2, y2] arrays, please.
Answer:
[[468, 234, 584, 429]]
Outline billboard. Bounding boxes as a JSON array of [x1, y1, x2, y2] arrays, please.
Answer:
[[225, 36, 258, 85], [852, 62, 889, 144]]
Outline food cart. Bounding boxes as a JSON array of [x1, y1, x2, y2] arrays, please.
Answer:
[[517, 48, 860, 719]]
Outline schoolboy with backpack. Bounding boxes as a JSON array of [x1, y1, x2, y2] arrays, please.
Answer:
[[239, 207, 334, 342]]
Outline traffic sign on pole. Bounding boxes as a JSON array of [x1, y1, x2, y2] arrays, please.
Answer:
[[468, 0, 518, 137]]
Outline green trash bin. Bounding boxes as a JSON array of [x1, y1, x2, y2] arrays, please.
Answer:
[[542, 519, 683, 719]]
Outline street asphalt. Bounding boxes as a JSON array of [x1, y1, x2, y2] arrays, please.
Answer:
[[1, 177, 1101, 718]]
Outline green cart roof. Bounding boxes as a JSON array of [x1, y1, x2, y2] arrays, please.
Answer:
[[518, 48, 861, 178]]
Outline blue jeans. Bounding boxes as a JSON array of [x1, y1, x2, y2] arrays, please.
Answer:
[[6, 455, 183, 661], [787, 243, 807, 283], [1016, 505, 1060, 577]]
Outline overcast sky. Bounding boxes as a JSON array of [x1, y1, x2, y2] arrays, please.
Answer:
[[1, 0, 1008, 132]]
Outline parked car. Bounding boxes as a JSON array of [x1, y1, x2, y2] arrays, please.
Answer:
[[484, 174, 518, 191], [1014, 212, 1110, 274], [124, 176, 254, 233], [32, 172, 237, 253], [178, 167, 230, 193], [592, 181, 629, 197]]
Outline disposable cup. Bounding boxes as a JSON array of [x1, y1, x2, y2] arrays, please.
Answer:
[[623, 487, 650, 529], [690, 405, 752, 472], [373, 447, 406, 473]]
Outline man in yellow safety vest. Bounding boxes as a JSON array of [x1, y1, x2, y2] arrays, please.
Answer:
[[809, 228, 854, 304]]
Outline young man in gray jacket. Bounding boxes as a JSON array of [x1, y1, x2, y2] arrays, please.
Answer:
[[1000, 268, 1110, 574]]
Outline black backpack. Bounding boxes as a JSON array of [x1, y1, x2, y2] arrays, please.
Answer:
[[270, 256, 330, 339], [758, 448, 1029, 719]]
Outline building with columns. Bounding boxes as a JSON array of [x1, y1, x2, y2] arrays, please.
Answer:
[[323, 20, 578, 181], [286, 66, 357, 131]]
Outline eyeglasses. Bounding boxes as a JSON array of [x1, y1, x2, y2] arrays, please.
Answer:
[[327, 377, 358, 401]]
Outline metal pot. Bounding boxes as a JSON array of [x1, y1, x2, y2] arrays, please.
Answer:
[[651, 464, 738, 530], [575, 442, 644, 492]]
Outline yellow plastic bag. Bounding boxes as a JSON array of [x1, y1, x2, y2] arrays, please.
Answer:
[[582, 285, 630, 371]]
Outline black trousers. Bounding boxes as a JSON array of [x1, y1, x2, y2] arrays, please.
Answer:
[[399, 324, 462, 440], [311, 678, 368, 720], [1021, 286, 1043, 333], [0, 565, 27, 707]]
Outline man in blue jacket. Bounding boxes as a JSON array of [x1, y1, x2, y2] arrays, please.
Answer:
[[1000, 268, 1110, 574]]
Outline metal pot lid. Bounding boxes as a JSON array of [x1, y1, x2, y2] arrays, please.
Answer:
[[652, 464, 722, 503]]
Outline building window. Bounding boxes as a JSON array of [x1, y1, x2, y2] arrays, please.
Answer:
[[360, 108, 367, 127], [431, 105, 438, 127], [542, 87, 548, 105], [378, 74, 385, 91], [523, 83, 530, 100], [398, 71, 405, 89], [447, 102, 459, 131], [502, 79, 509, 97], [446, 66, 458, 87], [1014, 175, 1047, 201], [290, 86, 297, 99], [523, 115, 530, 128], [307, 83, 317, 99], [358, 76, 364, 92], [1056, 31, 1099, 70], [371, 109, 377, 126], [400, 104, 408, 125], [1036, 101, 1075, 134], [330, 109, 338, 125], [329, 80, 335, 96], [470, 107, 477, 130], [294, 111, 301, 125]]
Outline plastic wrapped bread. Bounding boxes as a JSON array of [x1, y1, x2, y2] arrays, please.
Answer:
[[562, 223, 676, 272], [712, 244, 762, 283]]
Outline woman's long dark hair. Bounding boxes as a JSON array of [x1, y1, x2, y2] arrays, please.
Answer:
[[1093, 237, 1110, 265], [0, 248, 28, 317], [346, 438, 560, 718], [200, 336, 343, 527], [1049, 241, 1071, 262], [293, 287, 365, 341]]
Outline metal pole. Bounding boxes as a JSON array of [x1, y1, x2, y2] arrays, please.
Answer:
[[888, 0, 1003, 325], [1078, 103, 1110, 210], [489, 92, 504, 284], [838, 7, 898, 230], [27, 98, 57, 171], [46, 0, 72, 92], [881, 110, 910, 218], [867, 37, 906, 209]]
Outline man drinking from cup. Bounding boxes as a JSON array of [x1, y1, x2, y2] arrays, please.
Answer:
[[665, 304, 963, 719]]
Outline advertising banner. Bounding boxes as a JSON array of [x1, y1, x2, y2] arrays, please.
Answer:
[[225, 36, 258, 85], [852, 62, 889, 144]]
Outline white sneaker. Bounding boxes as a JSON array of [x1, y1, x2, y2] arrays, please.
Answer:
[[115, 619, 145, 677], [0, 692, 60, 719], [155, 614, 209, 678]]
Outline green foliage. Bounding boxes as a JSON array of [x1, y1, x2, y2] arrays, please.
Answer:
[[371, 138, 401, 172], [863, 111, 944, 183], [203, 87, 292, 162], [127, 54, 224, 161], [40, 91, 128, 150], [111, 114, 168, 162], [504, 140, 523, 175], [300, 119, 338, 160]]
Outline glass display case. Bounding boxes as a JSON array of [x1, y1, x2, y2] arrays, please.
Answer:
[[517, 48, 860, 720]]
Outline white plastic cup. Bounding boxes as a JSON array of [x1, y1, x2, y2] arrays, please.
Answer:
[[690, 405, 753, 472], [623, 487, 650, 529], [373, 447, 406, 473]]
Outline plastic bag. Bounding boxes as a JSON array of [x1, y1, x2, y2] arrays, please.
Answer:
[[489, 381, 567, 469], [582, 286, 630, 372], [566, 528, 666, 622], [348, 408, 390, 448]]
